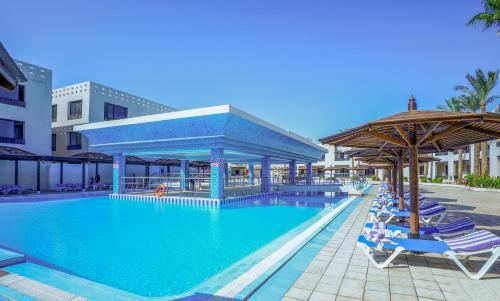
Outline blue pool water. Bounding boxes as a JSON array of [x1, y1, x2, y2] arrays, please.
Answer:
[[0, 196, 337, 297]]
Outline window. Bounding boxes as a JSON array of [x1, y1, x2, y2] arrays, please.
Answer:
[[18, 85, 25, 102], [104, 103, 128, 120], [335, 152, 347, 161], [0, 85, 26, 107], [419, 165, 425, 175], [51, 133, 56, 151], [68, 100, 82, 120], [67, 132, 82, 150], [52, 105, 57, 122], [0, 119, 24, 144]]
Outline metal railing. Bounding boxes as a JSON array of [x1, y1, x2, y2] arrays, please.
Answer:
[[271, 173, 368, 186], [120, 172, 369, 197], [223, 176, 262, 198], [121, 174, 263, 198], [122, 176, 211, 198]]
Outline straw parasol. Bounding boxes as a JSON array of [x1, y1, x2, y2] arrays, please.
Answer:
[[320, 97, 500, 235]]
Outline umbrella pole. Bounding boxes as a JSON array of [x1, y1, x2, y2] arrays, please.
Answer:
[[391, 163, 397, 196], [397, 151, 405, 211], [409, 144, 419, 236]]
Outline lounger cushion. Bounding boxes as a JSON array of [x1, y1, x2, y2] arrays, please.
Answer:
[[444, 230, 500, 253]]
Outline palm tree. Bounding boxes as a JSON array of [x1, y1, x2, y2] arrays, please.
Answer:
[[467, 0, 500, 36], [456, 69, 499, 176], [437, 97, 466, 183], [460, 95, 483, 177]]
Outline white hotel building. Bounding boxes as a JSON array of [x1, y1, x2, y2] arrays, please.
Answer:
[[0, 60, 53, 189], [429, 105, 500, 180], [51, 81, 177, 157]]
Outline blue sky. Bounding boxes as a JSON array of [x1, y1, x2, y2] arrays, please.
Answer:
[[1, 0, 499, 141]]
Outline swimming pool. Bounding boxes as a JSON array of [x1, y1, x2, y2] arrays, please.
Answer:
[[0, 195, 345, 297]]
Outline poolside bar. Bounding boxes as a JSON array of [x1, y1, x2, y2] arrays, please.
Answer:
[[75, 105, 327, 200]]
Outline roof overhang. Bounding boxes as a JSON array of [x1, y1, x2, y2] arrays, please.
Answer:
[[75, 105, 327, 163], [0, 43, 27, 91]]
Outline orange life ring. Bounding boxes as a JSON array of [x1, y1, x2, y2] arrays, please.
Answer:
[[155, 184, 166, 197]]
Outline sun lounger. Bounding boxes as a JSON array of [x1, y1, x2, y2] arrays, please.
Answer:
[[358, 230, 500, 279], [370, 203, 447, 225], [0, 185, 12, 195], [0, 184, 33, 194], [365, 218, 475, 239]]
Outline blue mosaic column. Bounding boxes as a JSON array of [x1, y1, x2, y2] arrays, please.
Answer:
[[261, 156, 271, 193], [224, 163, 229, 186], [180, 159, 189, 191], [248, 164, 255, 185], [210, 148, 225, 199], [112, 153, 125, 194], [288, 160, 296, 184], [306, 162, 313, 185]]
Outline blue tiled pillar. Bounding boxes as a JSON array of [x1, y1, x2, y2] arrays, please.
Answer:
[[113, 153, 125, 194], [210, 148, 225, 199], [248, 164, 255, 185], [306, 162, 313, 185], [180, 160, 189, 191], [224, 163, 229, 186], [288, 160, 296, 184], [261, 156, 271, 193]]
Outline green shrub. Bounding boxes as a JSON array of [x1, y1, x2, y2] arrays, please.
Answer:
[[419, 176, 428, 183], [370, 175, 380, 181], [403, 176, 408, 182], [465, 175, 500, 189], [432, 177, 444, 184]]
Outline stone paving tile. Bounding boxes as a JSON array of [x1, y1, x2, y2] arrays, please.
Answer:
[[285, 287, 312, 300], [308, 291, 335, 301], [280, 185, 500, 301]]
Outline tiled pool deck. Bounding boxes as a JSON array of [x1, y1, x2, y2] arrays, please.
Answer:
[[278, 185, 500, 301]]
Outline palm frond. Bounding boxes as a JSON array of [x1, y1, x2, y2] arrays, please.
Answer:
[[466, 0, 500, 33]]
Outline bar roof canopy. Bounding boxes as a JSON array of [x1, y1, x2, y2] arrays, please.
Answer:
[[75, 105, 326, 163], [0, 42, 27, 91]]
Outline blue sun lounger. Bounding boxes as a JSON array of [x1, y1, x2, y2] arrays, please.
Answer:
[[358, 230, 500, 280], [365, 218, 475, 239], [370, 203, 447, 226]]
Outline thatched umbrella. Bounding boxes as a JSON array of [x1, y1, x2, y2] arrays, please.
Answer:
[[320, 97, 500, 236], [346, 148, 439, 210]]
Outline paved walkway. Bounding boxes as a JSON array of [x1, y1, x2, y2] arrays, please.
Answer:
[[0, 271, 88, 301], [281, 185, 500, 301]]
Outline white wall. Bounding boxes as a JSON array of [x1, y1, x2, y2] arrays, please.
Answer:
[[0, 160, 49, 191], [87, 82, 176, 123], [52, 81, 177, 157], [0, 60, 52, 155]]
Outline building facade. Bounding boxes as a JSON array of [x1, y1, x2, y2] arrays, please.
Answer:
[[428, 105, 500, 181], [0, 61, 52, 155], [311, 144, 377, 178], [0, 60, 53, 189], [51, 81, 177, 157]]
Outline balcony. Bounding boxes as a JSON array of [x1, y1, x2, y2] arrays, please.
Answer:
[[0, 96, 25, 108], [67, 144, 82, 150], [0, 137, 25, 144]]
